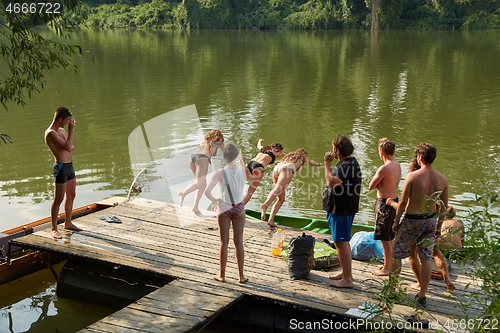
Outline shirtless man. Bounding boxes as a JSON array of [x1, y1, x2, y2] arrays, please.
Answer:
[[44, 107, 82, 239], [368, 138, 401, 276], [391, 142, 448, 308]]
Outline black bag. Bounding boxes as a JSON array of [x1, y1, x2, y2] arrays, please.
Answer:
[[287, 233, 315, 280], [322, 186, 334, 212]]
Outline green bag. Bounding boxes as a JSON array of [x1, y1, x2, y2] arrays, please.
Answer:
[[281, 241, 339, 269]]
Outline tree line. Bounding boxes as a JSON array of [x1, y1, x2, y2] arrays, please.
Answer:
[[79, 0, 500, 30]]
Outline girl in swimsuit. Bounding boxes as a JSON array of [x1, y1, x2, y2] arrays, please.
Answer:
[[178, 129, 225, 214], [243, 139, 285, 205], [260, 148, 321, 228], [204, 144, 248, 283]]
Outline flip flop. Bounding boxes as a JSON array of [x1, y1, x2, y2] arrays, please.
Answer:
[[358, 302, 383, 313], [100, 216, 122, 223]]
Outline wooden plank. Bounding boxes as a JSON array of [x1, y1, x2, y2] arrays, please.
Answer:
[[82, 279, 242, 333], [14, 198, 482, 332]]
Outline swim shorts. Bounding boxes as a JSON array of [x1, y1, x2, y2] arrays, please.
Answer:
[[327, 212, 354, 242], [374, 197, 398, 241], [393, 216, 437, 260], [52, 162, 76, 184]]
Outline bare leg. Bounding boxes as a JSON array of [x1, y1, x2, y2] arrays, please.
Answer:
[[243, 168, 264, 205], [268, 191, 286, 228], [434, 248, 455, 291], [63, 178, 82, 231], [51, 183, 66, 239], [373, 239, 393, 276], [214, 212, 231, 282], [260, 170, 292, 226], [178, 159, 209, 213], [418, 258, 433, 298], [330, 241, 354, 288], [409, 244, 421, 290], [388, 257, 402, 291], [178, 161, 197, 206], [232, 210, 248, 283]]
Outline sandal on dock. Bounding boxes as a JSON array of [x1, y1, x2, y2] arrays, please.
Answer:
[[100, 216, 122, 223]]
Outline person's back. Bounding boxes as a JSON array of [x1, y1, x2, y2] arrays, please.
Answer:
[[391, 142, 449, 307], [375, 159, 400, 199], [439, 207, 464, 250], [404, 166, 448, 215]]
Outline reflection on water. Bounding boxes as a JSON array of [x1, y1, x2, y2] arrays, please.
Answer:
[[2, 30, 500, 230], [0, 263, 116, 333]]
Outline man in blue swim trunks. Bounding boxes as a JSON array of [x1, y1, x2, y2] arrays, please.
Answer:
[[324, 135, 362, 288], [44, 107, 82, 239], [391, 142, 448, 308]]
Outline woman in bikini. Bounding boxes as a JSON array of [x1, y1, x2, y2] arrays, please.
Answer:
[[260, 148, 321, 228], [243, 139, 285, 205], [178, 129, 225, 214], [205, 143, 248, 283]]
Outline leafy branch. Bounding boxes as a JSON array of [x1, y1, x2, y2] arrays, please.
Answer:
[[0, 0, 85, 109]]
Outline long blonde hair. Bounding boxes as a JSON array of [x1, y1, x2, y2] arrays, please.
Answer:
[[282, 148, 308, 167]]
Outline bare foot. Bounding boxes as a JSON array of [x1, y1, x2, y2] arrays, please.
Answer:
[[238, 277, 249, 284], [192, 208, 202, 215], [410, 282, 420, 290], [177, 191, 185, 206], [64, 222, 83, 231], [260, 203, 268, 221], [372, 269, 391, 276], [268, 221, 277, 228], [329, 272, 343, 280], [51, 230, 62, 239], [213, 275, 225, 283], [330, 279, 354, 288], [446, 281, 456, 292]]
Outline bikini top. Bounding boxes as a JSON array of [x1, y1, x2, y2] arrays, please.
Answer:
[[264, 151, 276, 164]]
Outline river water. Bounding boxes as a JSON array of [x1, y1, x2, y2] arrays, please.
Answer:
[[1, 29, 500, 332]]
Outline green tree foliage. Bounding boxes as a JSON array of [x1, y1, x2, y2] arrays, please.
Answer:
[[81, 0, 500, 30], [460, 182, 500, 320], [0, 0, 84, 109]]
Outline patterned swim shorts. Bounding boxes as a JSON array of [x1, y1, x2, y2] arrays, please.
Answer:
[[393, 216, 437, 260]]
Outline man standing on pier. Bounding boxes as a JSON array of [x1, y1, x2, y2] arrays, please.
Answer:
[[324, 135, 362, 289], [391, 142, 448, 308], [44, 107, 82, 239], [369, 138, 401, 276]]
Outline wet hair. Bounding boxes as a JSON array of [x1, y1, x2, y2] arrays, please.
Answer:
[[408, 157, 420, 172], [223, 143, 239, 162], [332, 135, 354, 158], [379, 138, 395, 156], [205, 129, 224, 150], [54, 107, 72, 120], [414, 142, 436, 165], [260, 142, 284, 153], [283, 148, 308, 166]]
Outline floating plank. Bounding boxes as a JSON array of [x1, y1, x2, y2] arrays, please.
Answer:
[[80, 279, 242, 333]]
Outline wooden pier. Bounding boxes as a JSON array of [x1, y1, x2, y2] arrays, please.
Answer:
[[10, 198, 480, 332]]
